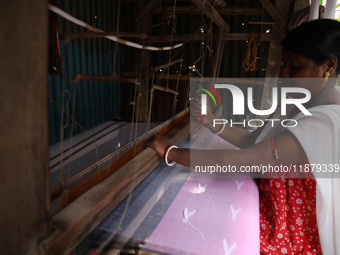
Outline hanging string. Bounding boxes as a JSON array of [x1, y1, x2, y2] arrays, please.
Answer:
[[166, 0, 178, 89], [65, 80, 78, 205], [172, 61, 183, 117], [48, 94, 86, 132], [49, 4, 183, 51], [58, 38, 70, 194], [208, 0, 217, 57], [112, 0, 121, 76], [146, 76, 154, 133], [132, 38, 146, 156]]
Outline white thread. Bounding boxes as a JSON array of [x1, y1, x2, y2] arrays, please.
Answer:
[[198, 183, 214, 208], [183, 207, 205, 242], [164, 145, 177, 166]]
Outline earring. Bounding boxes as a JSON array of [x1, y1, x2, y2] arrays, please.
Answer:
[[325, 71, 330, 82]]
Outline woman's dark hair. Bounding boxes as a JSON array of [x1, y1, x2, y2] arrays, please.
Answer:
[[282, 19, 340, 74]]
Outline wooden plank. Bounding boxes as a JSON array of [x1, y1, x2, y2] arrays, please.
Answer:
[[146, 33, 282, 43], [190, 0, 230, 32], [152, 7, 269, 16], [152, 84, 179, 95], [154, 73, 190, 81], [72, 73, 138, 84], [248, 21, 275, 25], [190, 66, 203, 77], [122, 71, 191, 81], [151, 58, 183, 72], [42, 116, 191, 255]]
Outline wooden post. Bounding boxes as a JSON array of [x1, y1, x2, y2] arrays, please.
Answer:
[[135, 0, 152, 122], [212, 28, 225, 78], [260, 0, 290, 111], [0, 0, 50, 254]]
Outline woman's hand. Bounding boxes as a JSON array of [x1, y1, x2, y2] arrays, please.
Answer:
[[146, 134, 171, 158]]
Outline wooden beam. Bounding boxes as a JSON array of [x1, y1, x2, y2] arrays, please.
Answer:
[[152, 84, 179, 95], [122, 72, 190, 81], [147, 33, 282, 43], [136, 0, 160, 20], [154, 73, 190, 81], [151, 58, 183, 72], [190, 66, 203, 77], [72, 73, 138, 84], [0, 0, 50, 254], [248, 21, 275, 25], [42, 116, 191, 255], [190, 0, 230, 32], [152, 7, 269, 16], [258, 0, 286, 31]]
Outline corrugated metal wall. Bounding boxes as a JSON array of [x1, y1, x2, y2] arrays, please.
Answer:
[[48, 0, 120, 144]]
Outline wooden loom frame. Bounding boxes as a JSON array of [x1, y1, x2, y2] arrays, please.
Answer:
[[42, 111, 191, 255], [0, 0, 293, 253]]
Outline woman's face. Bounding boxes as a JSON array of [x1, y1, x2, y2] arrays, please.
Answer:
[[280, 48, 325, 78], [280, 48, 327, 97]]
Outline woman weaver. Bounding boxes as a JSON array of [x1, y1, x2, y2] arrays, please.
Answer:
[[147, 19, 340, 254]]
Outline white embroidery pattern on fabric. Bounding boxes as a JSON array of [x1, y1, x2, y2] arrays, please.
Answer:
[[183, 207, 205, 242], [236, 180, 245, 191], [223, 239, 237, 255], [197, 183, 214, 208], [230, 205, 241, 220]]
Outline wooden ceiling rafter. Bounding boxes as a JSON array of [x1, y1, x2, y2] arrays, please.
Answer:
[[257, 0, 286, 31], [136, 0, 161, 21], [190, 0, 230, 32], [152, 7, 270, 16], [147, 32, 282, 43]]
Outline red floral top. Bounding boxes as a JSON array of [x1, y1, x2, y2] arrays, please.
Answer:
[[259, 178, 322, 254]]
